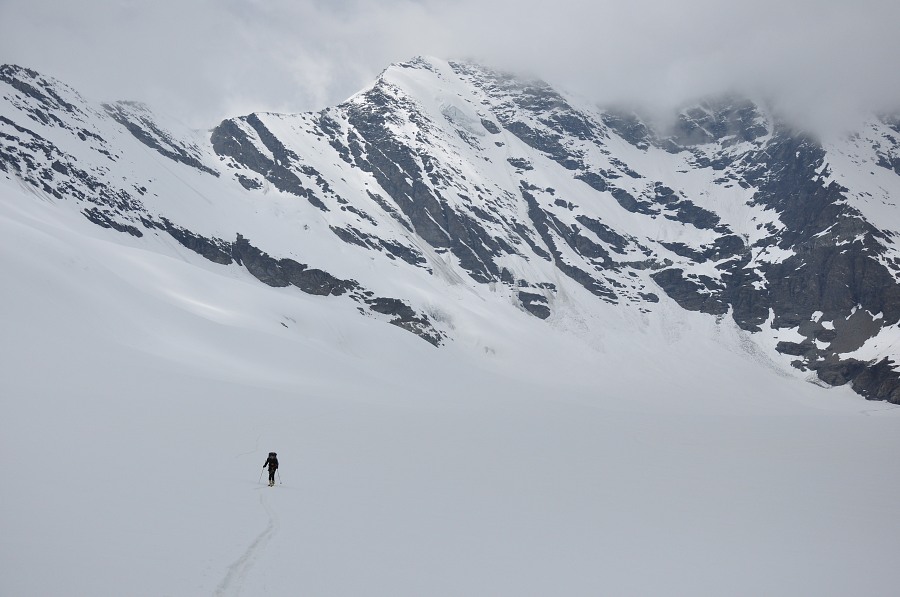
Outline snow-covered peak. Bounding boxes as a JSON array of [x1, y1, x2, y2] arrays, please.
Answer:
[[0, 63, 86, 115], [3, 59, 900, 403]]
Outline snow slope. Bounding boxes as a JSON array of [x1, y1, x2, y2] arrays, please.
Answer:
[[3, 167, 900, 596]]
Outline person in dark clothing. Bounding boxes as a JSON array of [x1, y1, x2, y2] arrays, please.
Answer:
[[263, 452, 278, 486]]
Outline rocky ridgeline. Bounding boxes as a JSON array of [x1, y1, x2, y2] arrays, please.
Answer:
[[0, 64, 445, 346], [2, 59, 900, 401]]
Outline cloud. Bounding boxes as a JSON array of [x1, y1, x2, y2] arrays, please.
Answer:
[[1, 0, 898, 131]]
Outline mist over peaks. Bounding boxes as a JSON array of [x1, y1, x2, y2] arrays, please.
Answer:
[[1, 0, 897, 131]]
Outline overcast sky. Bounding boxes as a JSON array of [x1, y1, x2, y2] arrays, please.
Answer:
[[2, 0, 898, 131]]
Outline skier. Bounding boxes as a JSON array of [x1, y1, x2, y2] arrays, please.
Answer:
[[263, 452, 279, 486]]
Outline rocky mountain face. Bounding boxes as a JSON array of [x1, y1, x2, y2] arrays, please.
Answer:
[[2, 58, 900, 402]]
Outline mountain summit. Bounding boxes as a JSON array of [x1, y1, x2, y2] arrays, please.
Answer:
[[2, 57, 900, 402]]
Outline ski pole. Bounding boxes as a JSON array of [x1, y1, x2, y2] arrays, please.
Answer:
[[258, 469, 264, 484], [277, 471, 282, 485]]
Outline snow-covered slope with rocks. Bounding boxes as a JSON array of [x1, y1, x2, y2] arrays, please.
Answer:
[[3, 56, 900, 596], [4, 56, 899, 401], [3, 180, 899, 597]]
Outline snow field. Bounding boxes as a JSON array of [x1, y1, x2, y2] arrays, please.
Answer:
[[3, 179, 900, 596]]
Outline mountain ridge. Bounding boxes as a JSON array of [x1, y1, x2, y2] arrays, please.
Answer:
[[2, 57, 900, 402]]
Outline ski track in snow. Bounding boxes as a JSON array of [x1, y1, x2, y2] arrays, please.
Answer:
[[234, 434, 262, 459], [214, 492, 278, 597]]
